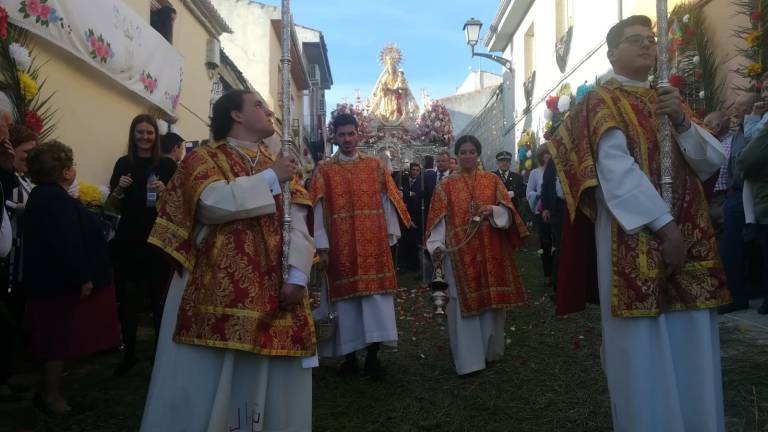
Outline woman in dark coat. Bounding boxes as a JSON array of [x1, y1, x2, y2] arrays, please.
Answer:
[[23, 141, 120, 414], [109, 114, 176, 375]]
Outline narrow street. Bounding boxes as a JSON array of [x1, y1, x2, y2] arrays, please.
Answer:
[[3, 247, 767, 432]]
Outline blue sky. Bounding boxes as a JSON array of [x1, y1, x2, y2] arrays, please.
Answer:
[[257, 0, 502, 109]]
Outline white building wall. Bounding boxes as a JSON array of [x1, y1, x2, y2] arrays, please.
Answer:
[[506, 1, 620, 145]]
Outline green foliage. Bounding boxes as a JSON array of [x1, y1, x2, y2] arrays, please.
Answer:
[[668, 3, 725, 116]]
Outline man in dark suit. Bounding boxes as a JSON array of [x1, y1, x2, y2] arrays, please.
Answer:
[[492, 151, 526, 211], [423, 151, 452, 219], [541, 158, 565, 297], [399, 162, 424, 273]]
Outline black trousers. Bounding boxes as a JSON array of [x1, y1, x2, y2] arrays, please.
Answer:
[[550, 210, 564, 291], [535, 214, 553, 278], [398, 225, 423, 272], [720, 191, 754, 303], [112, 241, 170, 359]]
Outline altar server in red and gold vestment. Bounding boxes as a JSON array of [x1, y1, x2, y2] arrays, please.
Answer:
[[140, 90, 317, 432], [425, 135, 528, 376], [549, 15, 730, 431], [310, 113, 411, 379]]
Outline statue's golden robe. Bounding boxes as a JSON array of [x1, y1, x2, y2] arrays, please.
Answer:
[[426, 171, 528, 315], [310, 153, 411, 302], [548, 80, 729, 317], [148, 140, 316, 356]]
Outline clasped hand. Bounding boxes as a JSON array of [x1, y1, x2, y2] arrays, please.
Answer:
[[656, 86, 688, 129], [271, 153, 299, 183]]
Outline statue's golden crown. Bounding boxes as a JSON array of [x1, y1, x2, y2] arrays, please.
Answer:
[[379, 43, 403, 67]]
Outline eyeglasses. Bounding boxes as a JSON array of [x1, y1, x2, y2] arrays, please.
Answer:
[[619, 34, 657, 47]]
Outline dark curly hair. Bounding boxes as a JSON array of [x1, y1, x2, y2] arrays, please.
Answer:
[[332, 113, 358, 133], [27, 140, 74, 185]]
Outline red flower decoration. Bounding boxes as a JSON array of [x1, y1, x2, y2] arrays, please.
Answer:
[[669, 74, 686, 89], [543, 130, 552, 141], [752, 10, 762, 23], [545, 96, 559, 113], [0, 7, 8, 40], [25, 110, 43, 134], [694, 70, 703, 81], [757, 81, 765, 91]]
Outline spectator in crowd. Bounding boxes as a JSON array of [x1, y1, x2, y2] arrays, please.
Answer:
[[109, 114, 177, 375], [0, 114, 20, 402], [4, 125, 36, 295], [448, 156, 458, 172], [703, 111, 732, 232], [160, 132, 185, 164], [526, 147, 554, 287], [736, 77, 768, 315], [23, 141, 120, 414], [718, 92, 760, 314], [739, 101, 768, 314], [399, 162, 424, 274], [541, 153, 565, 297]]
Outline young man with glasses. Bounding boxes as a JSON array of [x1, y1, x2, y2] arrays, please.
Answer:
[[549, 15, 728, 431]]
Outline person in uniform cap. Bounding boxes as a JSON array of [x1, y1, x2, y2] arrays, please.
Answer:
[[492, 151, 525, 211]]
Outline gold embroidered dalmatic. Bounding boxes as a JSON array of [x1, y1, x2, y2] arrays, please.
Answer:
[[426, 171, 529, 316], [148, 140, 316, 356], [310, 153, 411, 302], [548, 79, 729, 317]]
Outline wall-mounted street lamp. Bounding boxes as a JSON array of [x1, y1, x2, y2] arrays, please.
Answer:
[[205, 37, 221, 79], [463, 18, 513, 73]]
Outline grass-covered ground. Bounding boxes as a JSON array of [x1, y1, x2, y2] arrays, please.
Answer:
[[2, 247, 768, 431]]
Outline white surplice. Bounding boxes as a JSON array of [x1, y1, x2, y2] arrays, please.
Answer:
[[312, 151, 400, 357], [141, 138, 317, 432], [594, 73, 726, 432], [426, 206, 512, 375]]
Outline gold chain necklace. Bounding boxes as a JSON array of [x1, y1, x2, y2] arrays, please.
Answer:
[[460, 170, 479, 215], [227, 142, 261, 176]]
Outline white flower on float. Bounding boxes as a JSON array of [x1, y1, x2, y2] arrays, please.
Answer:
[[543, 109, 553, 122], [557, 95, 571, 113], [699, 91, 706, 99], [683, 14, 690, 23], [527, 150, 533, 158], [9, 43, 32, 71], [693, 55, 700, 65]]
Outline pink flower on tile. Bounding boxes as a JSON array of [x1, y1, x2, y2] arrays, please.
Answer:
[[26, 0, 41, 17], [39, 4, 50, 20], [97, 43, 111, 59], [89, 36, 98, 50]]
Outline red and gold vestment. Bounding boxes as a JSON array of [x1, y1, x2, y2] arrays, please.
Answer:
[[548, 79, 729, 317], [148, 140, 316, 356], [426, 171, 528, 316], [310, 153, 411, 302]]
